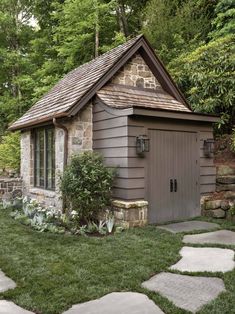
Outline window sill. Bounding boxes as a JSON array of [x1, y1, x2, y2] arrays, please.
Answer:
[[29, 188, 56, 198]]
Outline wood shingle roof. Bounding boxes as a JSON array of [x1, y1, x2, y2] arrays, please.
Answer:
[[10, 35, 194, 130], [10, 36, 143, 130], [97, 84, 191, 112]]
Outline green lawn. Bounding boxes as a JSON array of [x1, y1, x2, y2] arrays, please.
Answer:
[[0, 209, 234, 314]]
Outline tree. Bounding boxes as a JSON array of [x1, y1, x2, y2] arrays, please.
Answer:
[[0, 0, 35, 135], [0, 132, 20, 171]]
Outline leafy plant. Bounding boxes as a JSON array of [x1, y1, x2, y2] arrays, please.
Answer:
[[105, 210, 115, 233], [60, 152, 116, 223], [0, 132, 20, 172]]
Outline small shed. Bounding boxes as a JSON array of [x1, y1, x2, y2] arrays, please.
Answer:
[[9, 35, 219, 226]]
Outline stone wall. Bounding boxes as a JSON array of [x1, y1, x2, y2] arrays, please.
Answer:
[[112, 199, 148, 228], [112, 53, 160, 90], [0, 178, 22, 202], [20, 103, 93, 210], [201, 165, 235, 221], [65, 102, 93, 159]]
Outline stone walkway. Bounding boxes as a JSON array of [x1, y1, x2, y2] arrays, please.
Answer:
[[142, 221, 235, 313], [0, 270, 16, 293], [63, 292, 164, 314], [0, 220, 234, 314], [0, 301, 34, 314], [170, 246, 235, 273], [142, 272, 225, 313], [183, 229, 235, 245], [157, 220, 219, 233]]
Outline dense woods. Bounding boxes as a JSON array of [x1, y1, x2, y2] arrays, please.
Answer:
[[0, 0, 234, 170]]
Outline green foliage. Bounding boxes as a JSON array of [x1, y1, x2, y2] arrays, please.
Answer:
[[60, 152, 115, 223], [169, 35, 235, 133], [143, 0, 216, 63], [0, 132, 20, 171], [210, 0, 235, 39]]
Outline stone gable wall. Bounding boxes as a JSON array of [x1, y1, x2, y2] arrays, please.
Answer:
[[111, 53, 160, 90]]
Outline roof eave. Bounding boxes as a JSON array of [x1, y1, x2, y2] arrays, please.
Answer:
[[8, 112, 68, 131], [132, 107, 220, 123]]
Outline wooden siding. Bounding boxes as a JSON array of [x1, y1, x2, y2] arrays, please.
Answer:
[[93, 103, 143, 200], [93, 103, 216, 200], [127, 117, 216, 199]]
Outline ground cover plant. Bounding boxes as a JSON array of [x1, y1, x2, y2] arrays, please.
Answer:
[[0, 208, 234, 314]]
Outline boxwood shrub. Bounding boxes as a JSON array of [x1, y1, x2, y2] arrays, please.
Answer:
[[60, 152, 116, 223]]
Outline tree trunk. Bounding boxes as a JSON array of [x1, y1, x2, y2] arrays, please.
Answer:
[[94, 0, 99, 58], [117, 0, 129, 37]]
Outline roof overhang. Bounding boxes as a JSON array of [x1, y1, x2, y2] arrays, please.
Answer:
[[132, 107, 220, 123], [95, 97, 219, 123]]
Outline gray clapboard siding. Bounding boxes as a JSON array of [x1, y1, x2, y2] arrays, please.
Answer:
[[93, 126, 128, 139], [93, 103, 144, 200], [112, 187, 145, 200]]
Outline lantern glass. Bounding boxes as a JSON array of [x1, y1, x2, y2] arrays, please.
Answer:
[[136, 135, 149, 155], [203, 139, 215, 158]]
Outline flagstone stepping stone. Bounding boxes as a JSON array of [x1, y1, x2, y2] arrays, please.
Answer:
[[0, 270, 16, 293], [63, 292, 164, 314], [183, 230, 235, 246], [141, 272, 225, 313], [0, 301, 35, 314], [157, 221, 219, 233], [170, 247, 235, 273]]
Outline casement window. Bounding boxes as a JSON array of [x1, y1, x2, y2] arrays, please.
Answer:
[[34, 128, 55, 190]]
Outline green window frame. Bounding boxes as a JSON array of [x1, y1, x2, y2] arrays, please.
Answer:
[[34, 128, 55, 190]]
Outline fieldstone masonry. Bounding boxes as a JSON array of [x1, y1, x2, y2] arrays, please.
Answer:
[[112, 199, 148, 227], [0, 178, 22, 202], [20, 103, 93, 210], [112, 53, 160, 89], [201, 165, 235, 221]]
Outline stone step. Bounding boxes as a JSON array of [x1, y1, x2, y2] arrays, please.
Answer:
[[216, 175, 235, 185]]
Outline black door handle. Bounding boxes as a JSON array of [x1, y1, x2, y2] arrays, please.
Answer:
[[174, 179, 177, 192], [170, 179, 173, 192]]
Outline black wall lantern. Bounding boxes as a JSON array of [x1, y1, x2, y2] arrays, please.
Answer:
[[203, 139, 215, 158], [136, 135, 150, 156]]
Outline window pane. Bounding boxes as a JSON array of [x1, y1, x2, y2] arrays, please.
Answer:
[[35, 129, 44, 188], [46, 129, 55, 190]]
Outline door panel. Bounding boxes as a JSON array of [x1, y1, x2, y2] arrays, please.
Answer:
[[173, 132, 199, 220], [148, 129, 199, 224], [148, 130, 174, 223]]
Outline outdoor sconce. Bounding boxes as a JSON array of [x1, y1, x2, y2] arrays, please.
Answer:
[[203, 139, 215, 158], [136, 135, 150, 156]]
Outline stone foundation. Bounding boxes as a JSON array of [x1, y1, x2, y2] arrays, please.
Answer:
[[112, 199, 148, 228]]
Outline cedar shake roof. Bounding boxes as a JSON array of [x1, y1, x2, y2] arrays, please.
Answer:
[[9, 35, 192, 131], [97, 84, 191, 112]]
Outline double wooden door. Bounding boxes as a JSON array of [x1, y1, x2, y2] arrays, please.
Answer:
[[148, 129, 200, 224]]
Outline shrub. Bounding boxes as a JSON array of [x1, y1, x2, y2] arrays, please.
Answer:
[[0, 132, 20, 172], [60, 152, 116, 223]]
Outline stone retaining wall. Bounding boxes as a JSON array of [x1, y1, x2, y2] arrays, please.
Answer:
[[201, 165, 235, 222], [0, 177, 23, 201]]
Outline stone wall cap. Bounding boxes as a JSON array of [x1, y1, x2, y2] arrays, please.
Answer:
[[0, 177, 22, 182], [29, 188, 55, 198], [112, 199, 148, 209]]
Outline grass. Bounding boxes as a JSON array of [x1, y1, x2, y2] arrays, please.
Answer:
[[0, 209, 234, 314]]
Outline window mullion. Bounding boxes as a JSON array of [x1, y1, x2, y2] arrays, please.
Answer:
[[44, 129, 47, 190]]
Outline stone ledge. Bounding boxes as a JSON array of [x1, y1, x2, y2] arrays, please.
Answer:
[[29, 188, 55, 198], [112, 199, 148, 209]]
